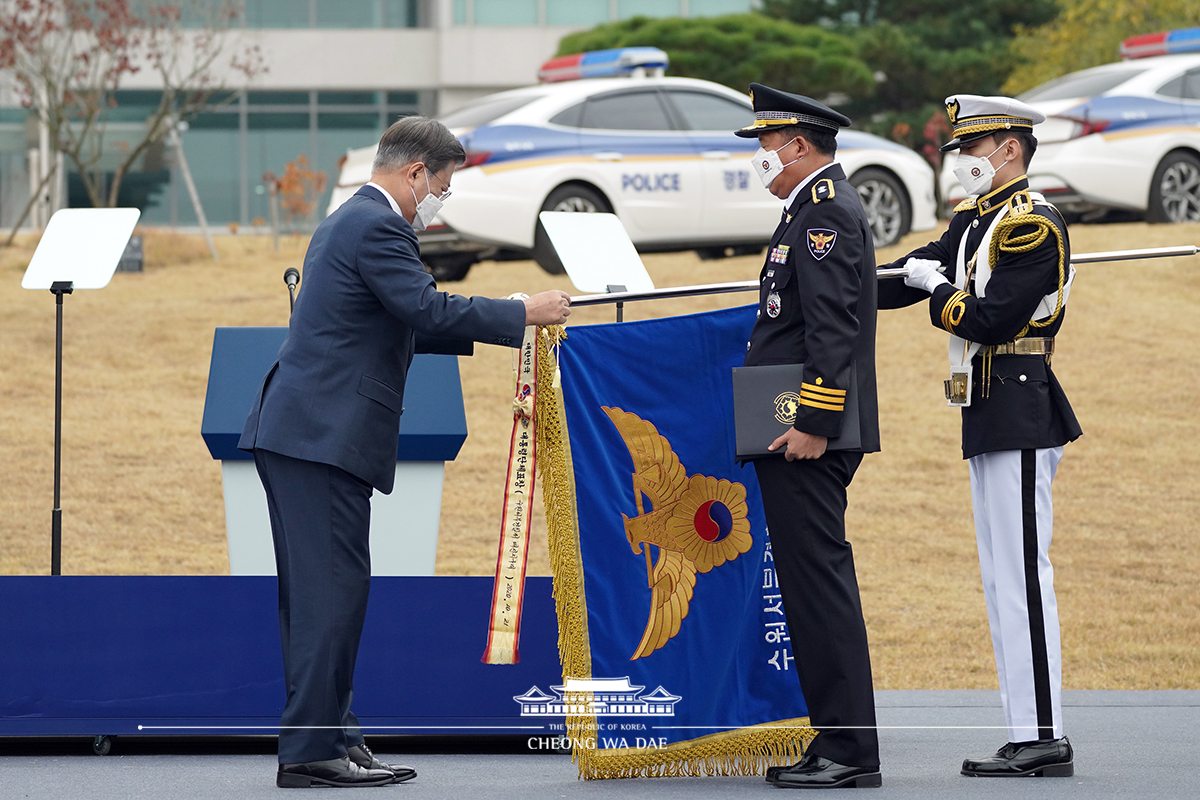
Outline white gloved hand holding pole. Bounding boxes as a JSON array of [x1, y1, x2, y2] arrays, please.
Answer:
[[903, 257, 949, 294]]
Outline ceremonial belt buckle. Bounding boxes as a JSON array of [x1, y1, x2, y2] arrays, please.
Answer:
[[988, 337, 1055, 357], [945, 364, 973, 407]]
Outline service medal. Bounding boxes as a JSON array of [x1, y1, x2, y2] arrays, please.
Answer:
[[766, 291, 781, 318]]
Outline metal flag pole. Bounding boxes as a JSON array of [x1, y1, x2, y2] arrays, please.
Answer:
[[569, 245, 1200, 307]]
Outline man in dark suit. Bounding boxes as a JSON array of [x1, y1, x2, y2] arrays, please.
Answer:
[[736, 84, 882, 789], [239, 116, 571, 788]]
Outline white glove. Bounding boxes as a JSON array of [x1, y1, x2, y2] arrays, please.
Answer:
[[903, 257, 948, 293]]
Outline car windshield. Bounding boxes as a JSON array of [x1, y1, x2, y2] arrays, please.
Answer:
[[440, 94, 541, 128], [1019, 67, 1148, 102]]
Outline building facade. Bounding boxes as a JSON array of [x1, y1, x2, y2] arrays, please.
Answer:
[[0, 0, 754, 231]]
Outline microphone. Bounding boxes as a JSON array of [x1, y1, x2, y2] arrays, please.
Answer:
[[284, 268, 300, 313]]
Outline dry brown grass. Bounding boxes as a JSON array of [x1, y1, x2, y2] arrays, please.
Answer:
[[2, 222, 1198, 690]]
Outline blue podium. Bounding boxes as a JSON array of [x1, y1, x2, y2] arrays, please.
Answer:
[[201, 327, 465, 575]]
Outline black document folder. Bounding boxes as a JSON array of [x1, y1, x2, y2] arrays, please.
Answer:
[[731, 363, 861, 458]]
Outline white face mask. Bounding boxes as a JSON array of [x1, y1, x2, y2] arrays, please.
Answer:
[[752, 138, 800, 189], [953, 140, 1011, 196], [409, 168, 447, 232]]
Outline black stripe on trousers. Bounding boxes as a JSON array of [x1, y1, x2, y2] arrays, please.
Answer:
[[1021, 449, 1055, 740]]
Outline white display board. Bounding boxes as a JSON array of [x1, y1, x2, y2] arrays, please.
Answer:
[[538, 211, 655, 294], [22, 208, 141, 290]]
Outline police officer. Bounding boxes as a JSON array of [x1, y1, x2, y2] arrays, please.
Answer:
[[737, 84, 882, 789], [878, 95, 1081, 777]]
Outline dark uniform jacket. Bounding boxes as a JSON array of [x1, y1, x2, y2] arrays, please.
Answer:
[[878, 176, 1082, 459], [239, 185, 526, 493], [745, 163, 880, 454]]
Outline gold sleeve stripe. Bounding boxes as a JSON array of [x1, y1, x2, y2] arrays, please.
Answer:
[[941, 291, 969, 330], [799, 396, 844, 412], [800, 382, 847, 397], [800, 390, 845, 406]]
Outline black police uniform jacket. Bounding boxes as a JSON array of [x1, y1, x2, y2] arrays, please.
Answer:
[[745, 163, 880, 453], [877, 176, 1082, 459]]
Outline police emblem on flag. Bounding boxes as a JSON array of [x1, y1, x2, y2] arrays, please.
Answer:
[[807, 229, 837, 260], [766, 291, 781, 318]]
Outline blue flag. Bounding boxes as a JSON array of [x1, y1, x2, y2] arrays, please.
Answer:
[[536, 305, 813, 778]]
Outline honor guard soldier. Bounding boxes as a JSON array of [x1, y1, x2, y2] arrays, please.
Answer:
[[736, 83, 882, 789], [878, 95, 1082, 778]]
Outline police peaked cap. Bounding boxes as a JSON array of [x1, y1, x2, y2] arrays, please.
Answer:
[[941, 94, 1046, 152], [734, 83, 851, 138]]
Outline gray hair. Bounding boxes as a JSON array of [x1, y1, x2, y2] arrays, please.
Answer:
[[372, 116, 466, 175]]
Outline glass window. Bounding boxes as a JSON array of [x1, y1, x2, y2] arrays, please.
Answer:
[[618, 0, 678, 19], [317, 112, 379, 129], [248, 91, 311, 107], [546, 0, 608, 25], [474, 0, 538, 25], [1019, 68, 1147, 102], [249, 113, 310, 130], [579, 91, 673, 131], [317, 92, 379, 106], [244, 0, 311, 28], [666, 90, 751, 131], [174, 127, 241, 224], [439, 94, 540, 127], [1182, 70, 1200, 101], [387, 91, 420, 106], [549, 102, 584, 127], [689, 0, 753, 15], [1158, 75, 1184, 98], [382, 0, 417, 28], [453, 0, 467, 24], [316, 0, 379, 28], [248, 128, 319, 224]]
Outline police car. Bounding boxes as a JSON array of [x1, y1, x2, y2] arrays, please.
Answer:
[[330, 48, 937, 281], [940, 27, 1200, 222]]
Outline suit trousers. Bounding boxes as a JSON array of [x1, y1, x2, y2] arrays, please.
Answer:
[[754, 451, 880, 768], [254, 448, 374, 764], [970, 447, 1064, 743]]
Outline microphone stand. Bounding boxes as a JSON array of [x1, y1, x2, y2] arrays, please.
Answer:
[[284, 268, 300, 313]]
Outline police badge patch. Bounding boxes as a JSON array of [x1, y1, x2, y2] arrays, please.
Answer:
[[807, 229, 837, 260], [766, 291, 781, 318]]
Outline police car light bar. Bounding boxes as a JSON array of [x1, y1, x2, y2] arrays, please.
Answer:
[[1120, 27, 1200, 59], [538, 48, 669, 83]]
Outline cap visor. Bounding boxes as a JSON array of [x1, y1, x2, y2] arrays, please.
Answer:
[[940, 130, 994, 152], [734, 128, 761, 138]]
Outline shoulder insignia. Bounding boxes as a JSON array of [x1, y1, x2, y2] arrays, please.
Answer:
[[1008, 189, 1033, 216], [812, 178, 835, 204], [953, 197, 978, 213], [807, 228, 837, 260]]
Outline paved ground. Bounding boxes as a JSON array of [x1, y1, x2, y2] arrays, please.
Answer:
[[1, 691, 1196, 798]]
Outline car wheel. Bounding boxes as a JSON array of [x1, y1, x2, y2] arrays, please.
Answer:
[[849, 168, 911, 248], [425, 253, 475, 283], [533, 184, 611, 274], [1148, 150, 1200, 223]]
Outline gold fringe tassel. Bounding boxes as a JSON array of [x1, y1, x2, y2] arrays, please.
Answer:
[[533, 325, 815, 780]]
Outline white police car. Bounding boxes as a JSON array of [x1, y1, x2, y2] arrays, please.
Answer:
[[329, 48, 937, 281], [940, 28, 1200, 223]]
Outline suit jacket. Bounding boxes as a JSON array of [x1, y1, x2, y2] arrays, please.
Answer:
[[877, 175, 1082, 458], [238, 185, 526, 493], [744, 163, 881, 454]]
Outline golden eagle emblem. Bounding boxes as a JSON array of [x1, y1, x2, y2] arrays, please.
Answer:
[[809, 231, 835, 250], [603, 407, 753, 660], [947, 99, 960, 126]]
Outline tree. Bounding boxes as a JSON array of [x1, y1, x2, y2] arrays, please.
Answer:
[[556, 14, 876, 102], [1004, 0, 1197, 94], [0, 0, 264, 242]]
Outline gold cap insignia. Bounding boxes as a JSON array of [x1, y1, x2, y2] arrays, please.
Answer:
[[947, 99, 960, 126]]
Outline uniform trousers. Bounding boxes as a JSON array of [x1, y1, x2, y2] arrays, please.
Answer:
[[754, 451, 880, 768], [969, 447, 1064, 743], [254, 447, 374, 764]]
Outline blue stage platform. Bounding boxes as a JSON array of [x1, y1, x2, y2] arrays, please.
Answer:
[[0, 576, 563, 738]]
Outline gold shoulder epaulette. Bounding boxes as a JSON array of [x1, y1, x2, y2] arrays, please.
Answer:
[[812, 178, 835, 205], [1007, 189, 1034, 215], [953, 197, 977, 213]]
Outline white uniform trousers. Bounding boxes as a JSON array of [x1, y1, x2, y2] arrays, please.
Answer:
[[969, 447, 1064, 743]]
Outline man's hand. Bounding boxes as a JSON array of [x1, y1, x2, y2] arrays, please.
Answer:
[[903, 257, 948, 294], [768, 428, 828, 461], [523, 290, 571, 325]]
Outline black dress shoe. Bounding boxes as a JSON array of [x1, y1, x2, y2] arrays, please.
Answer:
[[961, 737, 1073, 777], [348, 743, 417, 783], [276, 756, 396, 788], [771, 754, 882, 789]]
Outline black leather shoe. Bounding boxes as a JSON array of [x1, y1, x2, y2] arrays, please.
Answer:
[[771, 754, 882, 789], [348, 743, 417, 783], [276, 756, 396, 788], [961, 737, 1073, 777]]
